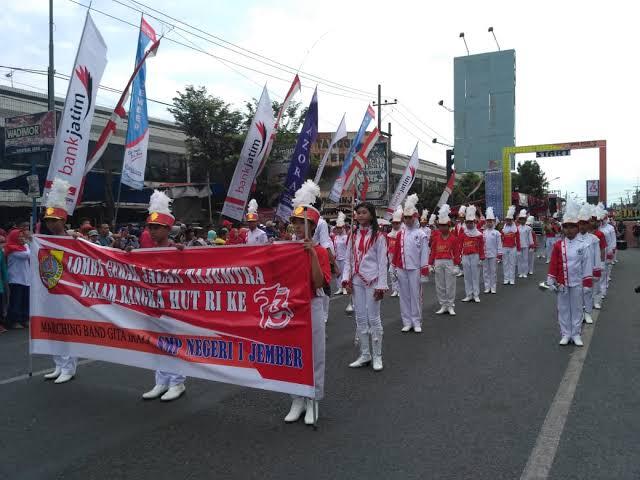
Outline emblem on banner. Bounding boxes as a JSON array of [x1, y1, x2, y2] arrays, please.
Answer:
[[254, 283, 294, 329], [39, 249, 64, 289]]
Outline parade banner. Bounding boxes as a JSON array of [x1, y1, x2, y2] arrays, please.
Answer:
[[43, 13, 107, 214], [222, 86, 275, 221], [30, 236, 319, 398], [313, 113, 347, 184], [121, 17, 157, 190], [384, 143, 418, 219], [4, 111, 56, 156], [328, 105, 376, 202], [275, 88, 319, 221]]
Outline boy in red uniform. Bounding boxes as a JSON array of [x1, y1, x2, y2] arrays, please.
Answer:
[[428, 204, 461, 315]]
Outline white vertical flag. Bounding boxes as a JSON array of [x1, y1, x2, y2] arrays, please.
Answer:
[[314, 114, 347, 184], [384, 143, 419, 220], [222, 86, 275, 221], [43, 12, 108, 214]]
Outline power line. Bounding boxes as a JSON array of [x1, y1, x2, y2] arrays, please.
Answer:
[[394, 105, 452, 144], [114, 0, 378, 98]]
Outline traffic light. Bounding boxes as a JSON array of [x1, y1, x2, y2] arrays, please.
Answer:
[[446, 149, 454, 179]]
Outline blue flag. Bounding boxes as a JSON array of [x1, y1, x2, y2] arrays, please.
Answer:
[[275, 88, 319, 220]]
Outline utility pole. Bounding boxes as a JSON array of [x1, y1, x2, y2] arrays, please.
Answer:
[[372, 84, 397, 205]]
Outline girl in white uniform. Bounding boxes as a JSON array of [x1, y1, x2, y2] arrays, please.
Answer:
[[342, 202, 388, 371]]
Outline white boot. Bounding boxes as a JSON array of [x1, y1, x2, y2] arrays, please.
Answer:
[[572, 335, 584, 347], [333, 288, 343, 295], [345, 302, 354, 313], [559, 336, 570, 346], [401, 326, 411, 332], [284, 397, 306, 423], [461, 296, 472, 302], [473, 296, 480, 303], [304, 398, 318, 425], [491, 287, 497, 294], [447, 307, 456, 316], [435, 306, 447, 314], [371, 333, 383, 372], [342, 288, 348, 295], [142, 384, 169, 400], [349, 332, 372, 368], [44, 367, 61, 380], [54, 373, 74, 384], [484, 288, 491, 294], [584, 312, 593, 324], [160, 383, 186, 401]]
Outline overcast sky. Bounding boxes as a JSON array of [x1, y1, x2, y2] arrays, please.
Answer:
[[1, 0, 638, 205]]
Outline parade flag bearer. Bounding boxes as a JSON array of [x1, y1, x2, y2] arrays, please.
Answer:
[[517, 209, 534, 278], [283, 180, 330, 425], [501, 206, 520, 285], [460, 205, 484, 303], [482, 207, 502, 294], [546, 200, 593, 346], [342, 202, 388, 371], [392, 194, 429, 333], [42, 178, 78, 384], [141, 190, 188, 402], [429, 204, 461, 315]]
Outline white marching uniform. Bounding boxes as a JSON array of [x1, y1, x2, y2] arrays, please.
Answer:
[[314, 218, 335, 322], [342, 228, 388, 353], [517, 224, 534, 276], [332, 233, 349, 286], [246, 227, 268, 245], [501, 224, 519, 284], [528, 233, 537, 275], [460, 229, 484, 298], [599, 222, 616, 293], [393, 222, 429, 329], [579, 232, 600, 315], [547, 237, 593, 339], [483, 227, 503, 292]]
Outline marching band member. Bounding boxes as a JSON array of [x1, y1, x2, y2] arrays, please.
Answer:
[[284, 180, 330, 425], [332, 212, 349, 295], [482, 207, 502, 294], [597, 203, 616, 299], [392, 194, 429, 333], [420, 208, 432, 243], [141, 190, 188, 402], [578, 204, 600, 324], [526, 215, 537, 275], [42, 178, 78, 384], [460, 205, 484, 303], [516, 209, 534, 278], [546, 200, 593, 346], [387, 206, 403, 298], [244, 199, 268, 245], [342, 202, 388, 371], [544, 213, 561, 264], [429, 204, 461, 315], [501, 206, 520, 285], [454, 206, 465, 277], [590, 207, 607, 309]]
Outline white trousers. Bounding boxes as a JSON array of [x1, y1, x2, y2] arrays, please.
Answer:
[[592, 273, 602, 305], [155, 370, 186, 387], [389, 264, 399, 293], [528, 249, 535, 274], [396, 268, 423, 328], [483, 257, 498, 291], [545, 238, 556, 259], [322, 295, 330, 323], [53, 355, 77, 376], [583, 284, 593, 314], [517, 248, 529, 276], [503, 247, 517, 282], [352, 276, 383, 336], [557, 286, 584, 338], [601, 260, 612, 296], [434, 259, 456, 308], [335, 259, 345, 290], [462, 254, 481, 297]]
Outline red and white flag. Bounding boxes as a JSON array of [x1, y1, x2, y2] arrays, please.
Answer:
[[437, 169, 456, 207], [43, 13, 107, 214], [343, 128, 381, 192], [222, 86, 275, 221], [384, 143, 419, 220]]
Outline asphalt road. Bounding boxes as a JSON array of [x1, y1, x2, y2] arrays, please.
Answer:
[[1, 250, 638, 480]]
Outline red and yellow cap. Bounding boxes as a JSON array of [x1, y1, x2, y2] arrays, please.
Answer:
[[44, 207, 68, 221], [290, 205, 320, 225], [245, 212, 258, 222], [146, 211, 175, 227]]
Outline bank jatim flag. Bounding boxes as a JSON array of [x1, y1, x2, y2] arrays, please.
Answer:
[[43, 13, 107, 214], [30, 236, 324, 398], [385, 143, 419, 220]]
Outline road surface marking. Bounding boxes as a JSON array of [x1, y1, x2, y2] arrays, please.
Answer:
[[0, 359, 96, 385]]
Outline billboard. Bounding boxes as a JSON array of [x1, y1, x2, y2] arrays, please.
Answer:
[[454, 50, 515, 173], [355, 141, 388, 206], [586, 180, 599, 204], [4, 111, 56, 156]]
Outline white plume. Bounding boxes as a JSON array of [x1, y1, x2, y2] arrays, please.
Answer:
[[526, 215, 534, 225], [595, 202, 606, 220], [563, 198, 580, 223], [458, 205, 466, 217], [247, 199, 258, 214], [578, 203, 591, 221], [292, 179, 320, 207], [465, 205, 477, 221], [506, 205, 516, 219], [428, 213, 436, 225], [438, 204, 451, 223], [485, 206, 495, 220], [336, 211, 346, 226], [405, 193, 419, 211], [421, 208, 429, 221], [518, 208, 528, 218], [46, 177, 70, 210], [148, 189, 172, 214]]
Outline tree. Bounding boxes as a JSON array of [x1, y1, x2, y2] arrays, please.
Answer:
[[452, 172, 483, 205], [418, 181, 446, 210], [168, 85, 245, 186], [512, 160, 547, 199]]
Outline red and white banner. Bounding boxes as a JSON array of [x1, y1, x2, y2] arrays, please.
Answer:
[[30, 236, 321, 398], [384, 143, 418, 219], [343, 128, 381, 192], [222, 86, 275, 221], [43, 13, 108, 214], [436, 170, 456, 207]]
